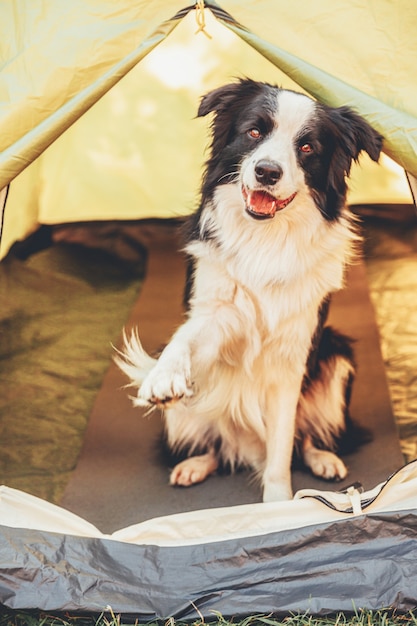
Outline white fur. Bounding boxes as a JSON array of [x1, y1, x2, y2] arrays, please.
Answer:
[[116, 88, 359, 501]]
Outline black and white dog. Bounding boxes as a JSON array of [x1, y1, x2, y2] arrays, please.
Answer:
[[117, 79, 383, 501]]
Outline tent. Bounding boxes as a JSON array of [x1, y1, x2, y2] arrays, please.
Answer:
[[1, 0, 417, 618]]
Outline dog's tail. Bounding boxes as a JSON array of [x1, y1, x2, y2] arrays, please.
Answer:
[[113, 328, 157, 401]]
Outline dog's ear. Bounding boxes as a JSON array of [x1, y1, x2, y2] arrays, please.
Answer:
[[328, 106, 383, 167], [315, 106, 383, 219], [198, 78, 266, 118], [198, 82, 245, 118], [327, 106, 383, 195]]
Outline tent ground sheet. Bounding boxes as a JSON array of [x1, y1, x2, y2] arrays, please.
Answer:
[[59, 220, 405, 534], [0, 222, 147, 502]]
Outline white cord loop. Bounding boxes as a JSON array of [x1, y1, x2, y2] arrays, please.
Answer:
[[347, 486, 363, 515]]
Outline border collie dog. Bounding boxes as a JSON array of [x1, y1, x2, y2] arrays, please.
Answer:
[[117, 79, 382, 501]]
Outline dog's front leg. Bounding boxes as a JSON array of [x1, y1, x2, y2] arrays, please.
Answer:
[[262, 378, 302, 502]]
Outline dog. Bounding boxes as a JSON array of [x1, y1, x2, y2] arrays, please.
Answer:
[[116, 79, 383, 502]]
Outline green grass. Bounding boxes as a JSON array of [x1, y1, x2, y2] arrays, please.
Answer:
[[1, 610, 417, 626]]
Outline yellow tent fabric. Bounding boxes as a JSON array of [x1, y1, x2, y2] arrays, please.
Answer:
[[0, 0, 186, 188], [0, 0, 416, 258]]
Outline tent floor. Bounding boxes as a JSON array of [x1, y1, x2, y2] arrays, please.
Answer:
[[60, 223, 404, 534]]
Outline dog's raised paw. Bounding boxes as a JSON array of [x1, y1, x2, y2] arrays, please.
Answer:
[[139, 366, 193, 407]]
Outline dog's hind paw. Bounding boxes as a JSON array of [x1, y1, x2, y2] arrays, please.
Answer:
[[139, 365, 193, 407], [170, 453, 219, 487], [304, 448, 348, 481]]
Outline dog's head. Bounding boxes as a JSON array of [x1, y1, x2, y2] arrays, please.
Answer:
[[198, 79, 383, 221]]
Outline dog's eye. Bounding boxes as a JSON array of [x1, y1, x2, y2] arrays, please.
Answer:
[[299, 143, 313, 153], [247, 128, 261, 139]]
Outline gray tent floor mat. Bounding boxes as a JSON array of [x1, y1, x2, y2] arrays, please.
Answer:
[[61, 226, 404, 534]]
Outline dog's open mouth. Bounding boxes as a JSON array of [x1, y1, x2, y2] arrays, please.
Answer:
[[242, 188, 297, 219]]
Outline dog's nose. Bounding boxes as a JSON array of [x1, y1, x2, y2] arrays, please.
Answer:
[[254, 160, 283, 186]]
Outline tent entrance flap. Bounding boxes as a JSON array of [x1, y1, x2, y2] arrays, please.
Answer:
[[212, 3, 417, 180], [0, 2, 193, 191]]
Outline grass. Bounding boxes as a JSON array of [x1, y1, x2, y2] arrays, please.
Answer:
[[1, 609, 417, 626]]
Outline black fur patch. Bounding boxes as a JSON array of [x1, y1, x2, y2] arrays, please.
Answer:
[[303, 296, 331, 389], [304, 104, 383, 220]]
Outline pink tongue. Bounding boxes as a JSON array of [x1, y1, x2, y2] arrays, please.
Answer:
[[248, 190, 277, 215]]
